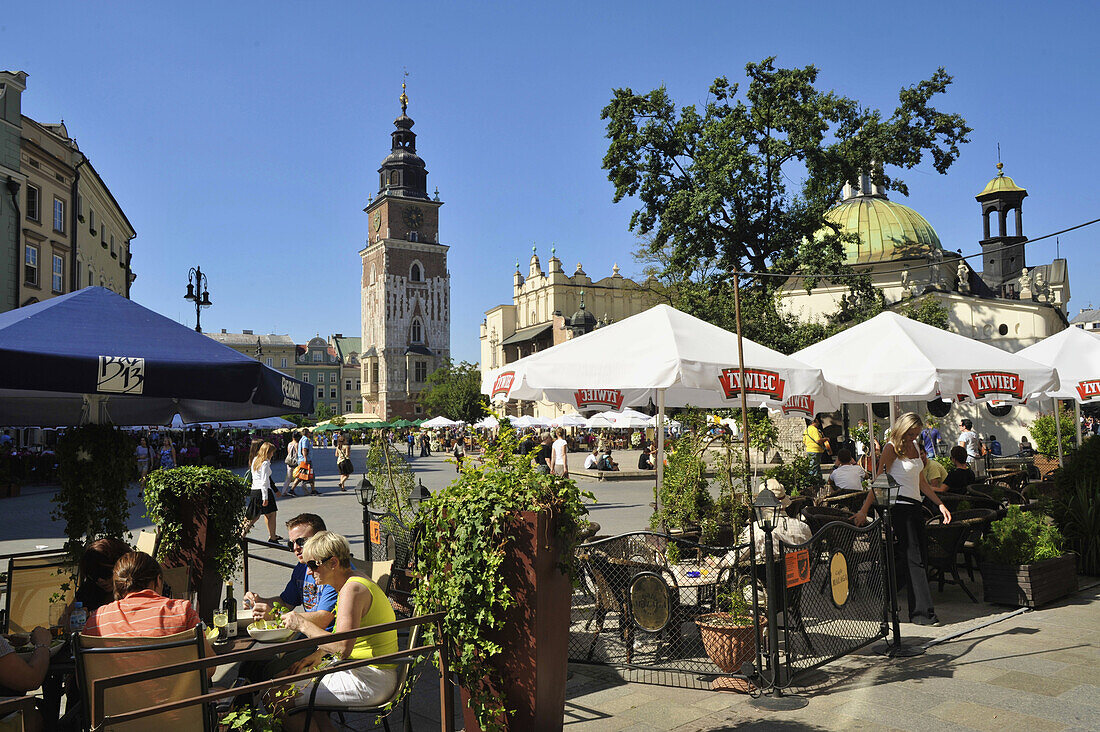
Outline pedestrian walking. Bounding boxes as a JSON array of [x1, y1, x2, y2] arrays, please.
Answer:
[[293, 428, 318, 495], [452, 438, 465, 473], [282, 430, 299, 496], [246, 440, 281, 543], [407, 431, 415, 457], [335, 435, 353, 492], [551, 427, 569, 477]]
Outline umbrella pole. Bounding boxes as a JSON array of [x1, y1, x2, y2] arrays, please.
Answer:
[[732, 270, 752, 494], [1075, 401, 1083, 449], [1053, 398, 1064, 468], [656, 389, 665, 513], [866, 403, 877, 478]]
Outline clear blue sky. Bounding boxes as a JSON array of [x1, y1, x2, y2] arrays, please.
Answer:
[[5, 1, 1098, 364]]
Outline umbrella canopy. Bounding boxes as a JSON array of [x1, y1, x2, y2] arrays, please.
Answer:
[[169, 415, 295, 430], [0, 288, 313, 426], [585, 413, 618, 429], [391, 418, 414, 428], [792, 311, 1058, 405], [421, 416, 457, 428], [606, 408, 652, 428], [549, 412, 588, 428], [1017, 327, 1100, 402], [646, 414, 682, 429], [483, 304, 829, 412], [474, 415, 500, 429]]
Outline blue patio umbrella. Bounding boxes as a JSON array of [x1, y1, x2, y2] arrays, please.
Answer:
[[0, 287, 314, 426]]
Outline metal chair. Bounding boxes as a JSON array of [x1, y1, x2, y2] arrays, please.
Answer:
[[2, 553, 75, 634], [925, 509, 996, 603], [294, 623, 425, 732], [74, 626, 212, 732]]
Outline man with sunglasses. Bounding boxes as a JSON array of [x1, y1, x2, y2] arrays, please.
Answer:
[[243, 513, 338, 631]]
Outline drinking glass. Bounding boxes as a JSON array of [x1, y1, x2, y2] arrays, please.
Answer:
[[49, 603, 65, 640], [213, 612, 229, 642]]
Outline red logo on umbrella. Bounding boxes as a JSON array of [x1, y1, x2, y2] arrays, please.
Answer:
[[718, 368, 786, 401], [782, 395, 815, 416], [573, 389, 624, 410], [491, 371, 515, 398], [968, 371, 1024, 400], [1076, 379, 1100, 401]]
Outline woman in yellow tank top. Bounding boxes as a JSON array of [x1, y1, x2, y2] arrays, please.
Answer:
[[278, 531, 398, 730]]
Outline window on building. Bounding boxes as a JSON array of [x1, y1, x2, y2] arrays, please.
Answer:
[[88, 208, 95, 233], [345, 400, 352, 412], [26, 185, 40, 222], [24, 245, 38, 286], [301, 373, 310, 383], [345, 379, 352, 391], [265, 357, 273, 367], [110, 235, 115, 257], [371, 363, 379, 383], [52, 254, 63, 293], [410, 263, 422, 282], [411, 318, 422, 344], [312, 350, 322, 362], [87, 266, 93, 288], [355, 379, 361, 390], [329, 373, 336, 384], [53, 198, 65, 233], [414, 405, 423, 415], [329, 387, 337, 399], [317, 386, 325, 398], [280, 357, 287, 368], [414, 361, 427, 382]]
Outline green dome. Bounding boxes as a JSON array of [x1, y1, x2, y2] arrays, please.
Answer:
[[977, 164, 1026, 198], [817, 195, 942, 264]]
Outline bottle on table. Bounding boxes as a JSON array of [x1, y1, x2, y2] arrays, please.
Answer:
[[69, 602, 87, 633], [223, 581, 238, 638]]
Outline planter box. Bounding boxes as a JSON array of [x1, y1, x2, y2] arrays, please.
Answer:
[[461, 510, 570, 732], [980, 555, 1077, 608]]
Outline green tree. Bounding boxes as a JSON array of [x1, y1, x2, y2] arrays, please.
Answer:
[[603, 57, 970, 352], [314, 402, 334, 422], [418, 359, 488, 423]]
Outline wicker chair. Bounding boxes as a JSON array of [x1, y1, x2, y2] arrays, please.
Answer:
[[800, 506, 854, 535], [817, 491, 866, 514], [925, 509, 996, 602]]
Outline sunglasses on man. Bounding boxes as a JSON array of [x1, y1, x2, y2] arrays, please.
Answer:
[[286, 537, 308, 550]]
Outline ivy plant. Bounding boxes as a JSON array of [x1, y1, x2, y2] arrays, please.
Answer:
[[411, 426, 592, 732], [143, 466, 250, 581], [53, 425, 136, 558], [364, 434, 416, 526]]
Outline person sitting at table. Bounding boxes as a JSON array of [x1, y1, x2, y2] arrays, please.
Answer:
[[275, 531, 398, 731], [922, 452, 948, 494], [0, 627, 50, 731], [244, 513, 339, 633], [73, 537, 133, 613], [987, 434, 1002, 457], [584, 448, 600, 470], [827, 448, 866, 494], [638, 448, 654, 470], [1018, 435, 1034, 457], [597, 450, 619, 471], [82, 551, 216, 676], [942, 446, 976, 494]]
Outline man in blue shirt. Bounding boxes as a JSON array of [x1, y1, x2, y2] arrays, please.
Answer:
[[291, 428, 318, 495], [243, 513, 337, 630], [920, 425, 942, 459]]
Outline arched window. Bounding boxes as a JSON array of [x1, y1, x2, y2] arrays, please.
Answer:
[[410, 263, 422, 282], [411, 318, 422, 344], [390, 171, 399, 186]]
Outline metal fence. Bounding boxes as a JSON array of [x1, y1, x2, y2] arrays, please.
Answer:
[[778, 518, 889, 682], [569, 532, 763, 690]]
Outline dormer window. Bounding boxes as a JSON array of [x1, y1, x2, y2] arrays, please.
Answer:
[[411, 318, 423, 344], [312, 351, 322, 362]]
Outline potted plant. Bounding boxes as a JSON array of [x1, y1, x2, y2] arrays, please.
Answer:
[[143, 466, 250, 618], [412, 423, 591, 732], [979, 505, 1076, 607], [1029, 404, 1077, 477], [695, 578, 764, 675]]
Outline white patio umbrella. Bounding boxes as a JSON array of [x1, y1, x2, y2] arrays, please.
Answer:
[[585, 413, 618, 429], [645, 414, 682, 430], [421, 416, 458, 428], [607, 408, 652, 428], [483, 304, 831, 498], [474, 415, 500, 430], [794, 310, 1059, 477], [1018, 326, 1100, 463], [550, 412, 588, 428]]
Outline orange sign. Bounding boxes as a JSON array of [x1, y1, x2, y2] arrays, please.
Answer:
[[369, 521, 382, 545], [785, 549, 810, 588]]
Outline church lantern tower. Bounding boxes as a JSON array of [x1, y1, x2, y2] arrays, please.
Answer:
[[976, 162, 1028, 296], [359, 85, 450, 420]]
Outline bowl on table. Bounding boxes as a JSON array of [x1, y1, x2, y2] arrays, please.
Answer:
[[14, 639, 66, 657], [246, 621, 295, 643]]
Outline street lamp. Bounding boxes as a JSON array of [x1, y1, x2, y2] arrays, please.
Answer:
[[183, 266, 212, 332], [410, 478, 431, 508], [355, 475, 378, 561]]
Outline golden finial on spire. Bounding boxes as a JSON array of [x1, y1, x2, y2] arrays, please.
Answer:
[[399, 81, 408, 115], [996, 161, 1004, 176]]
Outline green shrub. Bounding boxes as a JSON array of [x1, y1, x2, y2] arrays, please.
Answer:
[[763, 453, 819, 496], [1052, 477, 1100, 576], [1029, 405, 1077, 457], [980, 506, 1064, 566]]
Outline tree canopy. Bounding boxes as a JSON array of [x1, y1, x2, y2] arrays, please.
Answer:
[[418, 359, 488, 424], [603, 57, 970, 352]]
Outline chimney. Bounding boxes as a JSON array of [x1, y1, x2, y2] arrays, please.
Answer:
[[221, 329, 227, 334], [334, 333, 343, 339]]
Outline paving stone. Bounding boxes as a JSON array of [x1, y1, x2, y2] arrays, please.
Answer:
[[1056, 684, 1100, 711], [987, 670, 1082, 697], [617, 700, 710, 728], [927, 699, 1067, 732]]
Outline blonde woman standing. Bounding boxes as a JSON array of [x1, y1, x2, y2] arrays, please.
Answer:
[[335, 435, 352, 492], [854, 412, 951, 626], [247, 441, 281, 544], [551, 427, 569, 477]]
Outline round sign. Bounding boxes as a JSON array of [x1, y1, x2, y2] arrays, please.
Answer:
[[829, 552, 850, 608], [629, 573, 671, 632]]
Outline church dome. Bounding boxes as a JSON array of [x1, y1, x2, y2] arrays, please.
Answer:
[[977, 163, 1026, 198], [817, 194, 942, 264]]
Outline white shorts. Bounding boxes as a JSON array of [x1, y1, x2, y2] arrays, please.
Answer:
[[294, 664, 399, 708]]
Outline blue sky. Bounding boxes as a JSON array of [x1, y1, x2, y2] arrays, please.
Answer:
[[5, 1, 1099, 364]]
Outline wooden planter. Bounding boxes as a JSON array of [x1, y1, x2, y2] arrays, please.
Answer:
[[980, 555, 1077, 608], [695, 614, 764, 673], [461, 509, 571, 732]]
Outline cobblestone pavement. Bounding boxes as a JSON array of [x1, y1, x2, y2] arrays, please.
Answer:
[[3, 448, 1098, 731]]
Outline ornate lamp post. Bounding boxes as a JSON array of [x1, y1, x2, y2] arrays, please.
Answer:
[[183, 266, 212, 332], [354, 475, 378, 559]]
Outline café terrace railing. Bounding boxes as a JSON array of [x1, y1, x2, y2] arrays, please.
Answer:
[[85, 612, 454, 732]]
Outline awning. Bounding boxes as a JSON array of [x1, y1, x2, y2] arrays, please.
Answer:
[[405, 345, 434, 357], [501, 323, 553, 346]]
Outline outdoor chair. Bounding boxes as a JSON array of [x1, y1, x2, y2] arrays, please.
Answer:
[[291, 622, 424, 732], [800, 506, 854, 536], [74, 626, 213, 732], [959, 508, 997, 581], [160, 565, 191, 602], [0, 696, 37, 732], [135, 530, 158, 557], [817, 491, 865, 514], [925, 509, 995, 603], [2, 553, 75, 634], [962, 488, 1004, 518]]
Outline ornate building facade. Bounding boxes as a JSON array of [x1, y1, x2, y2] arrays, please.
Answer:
[[359, 87, 450, 420]]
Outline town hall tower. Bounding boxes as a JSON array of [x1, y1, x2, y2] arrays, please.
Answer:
[[359, 85, 450, 419]]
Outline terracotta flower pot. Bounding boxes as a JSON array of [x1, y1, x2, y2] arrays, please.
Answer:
[[695, 613, 765, 673]]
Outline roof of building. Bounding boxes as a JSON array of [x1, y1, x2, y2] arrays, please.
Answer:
[[332, 336, 362, 359], [405, 345, 434, 356], [206, 331, 295, 347], [501, 323, 553, 346], [1071, 308, 1100, 324], [977, 164, 1027, 198], [818, 194, 942, 264]]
